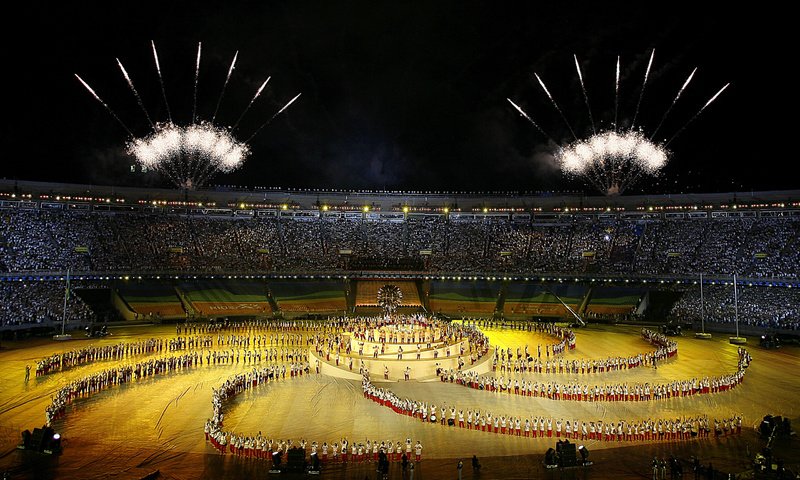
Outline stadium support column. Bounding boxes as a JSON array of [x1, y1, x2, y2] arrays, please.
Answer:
[[420, 278, 431, 313], [547, 288, 586, 327], [729, 273, 746, 344], [577, 287, 593, 318], [345, 278, 355, 314], [175, 285, 195, 319], [414, 278, 431, 312], [61, 268, 70, 336], [495, 280, 508, 320], [53, 269, 74, 340], [265, 281, 280, 319], [695, 273, 711, 339]]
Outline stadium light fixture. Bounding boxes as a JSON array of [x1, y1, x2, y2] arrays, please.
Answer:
[[363, 205, 370, 212], [402, 206, 409, 213]]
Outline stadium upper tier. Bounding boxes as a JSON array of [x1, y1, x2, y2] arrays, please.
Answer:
[[2, 179, 798, 215], [1, 185, 798, 280]]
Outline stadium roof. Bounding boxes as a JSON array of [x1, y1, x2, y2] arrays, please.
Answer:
[[1, 179, 798, 213]]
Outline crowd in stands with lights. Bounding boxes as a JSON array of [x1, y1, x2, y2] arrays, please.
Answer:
[[0, 281, 95, 328], [669, 285, 800, 331], [1, 210, 798, 278], [1, 210, 799, 331]]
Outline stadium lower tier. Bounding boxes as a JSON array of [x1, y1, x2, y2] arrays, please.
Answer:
[[108, 279, 645, 320]]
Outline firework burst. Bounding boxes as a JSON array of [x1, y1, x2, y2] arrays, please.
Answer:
[[76, 42, 300, 190], [127, 122, 250, 190], [508, 50, 728, 195], [558, 130, 668, 195]]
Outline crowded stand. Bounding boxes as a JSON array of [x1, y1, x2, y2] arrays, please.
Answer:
[[0, 281, 95, 328], [1, 209, 799, 278], [670, 285, 800, 330], [2, 208, 799, 332]]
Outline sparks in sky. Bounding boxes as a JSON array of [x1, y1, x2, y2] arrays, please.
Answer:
[[76, 42, 301, 190], [509, 50, 728, 195]]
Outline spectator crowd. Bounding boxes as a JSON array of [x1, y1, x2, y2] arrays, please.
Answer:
[[1, 209, 798, 331], [670, 285, 800, 330], [1, 210, 798, 278]]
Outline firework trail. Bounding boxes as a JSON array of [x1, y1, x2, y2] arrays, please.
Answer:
[[699, 83, 730, 112], [614, 56, 620, 130], [631, 48, 655, 127], [116, 58, 154, 128], [233, 77, 271, 129], [74, 74, 134, 136], [81, 41, 300, 190], [509, 51, 727, 195], [246, 92, 302, 142], [192, 42, 202, 124], [667, 83, 729, 145], [212, 51, 238, 123], [534, 73, 577, 140], [573, 54, 596, 134], [651, 67, 697, 139], [505, 98, 552, 141], [151, 40, 173, 122]]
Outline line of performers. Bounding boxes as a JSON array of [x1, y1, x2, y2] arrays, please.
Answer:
[[443, 347, 750, 402], [361, 371, 743, 443], [45, 352, 205, 426], [33, 338, 164, 376], [203, 361, 426, 464], [35, 339, 308, 381], [205, 431, 424, 465], [490, 328, 676, 375], [43, 348, 310, 427], [34, 324, 320, 378], [176, 319, 330, 336]]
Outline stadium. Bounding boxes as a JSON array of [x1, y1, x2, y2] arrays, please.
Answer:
[[1, 179, 798, 479], [1, 4, 796, 480]]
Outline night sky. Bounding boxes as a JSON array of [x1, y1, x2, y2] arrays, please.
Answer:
[[2, 3, 789, 194]]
